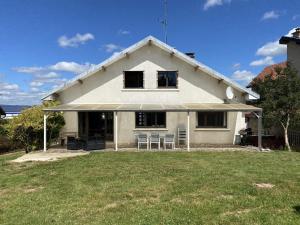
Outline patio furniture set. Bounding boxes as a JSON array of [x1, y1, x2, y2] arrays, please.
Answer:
[[62, 128, 186, 151], [66, 136, 105, 151], [137, 133, 176, 150]]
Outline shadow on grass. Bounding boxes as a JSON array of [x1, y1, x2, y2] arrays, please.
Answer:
[[293, 205, 300, 214]]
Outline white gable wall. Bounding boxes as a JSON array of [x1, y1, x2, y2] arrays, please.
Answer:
[[58, 45, 245, 105], [57, 44, 248, 145]]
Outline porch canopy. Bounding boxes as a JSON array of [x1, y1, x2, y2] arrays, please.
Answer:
[[43, 103, 262, 151], [43, 103, 261, 112]]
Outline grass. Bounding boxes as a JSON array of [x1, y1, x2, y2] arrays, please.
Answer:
[[1, 151, 300, 225]]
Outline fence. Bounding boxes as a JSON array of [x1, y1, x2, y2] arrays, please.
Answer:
[[288, 130, 300, 147]]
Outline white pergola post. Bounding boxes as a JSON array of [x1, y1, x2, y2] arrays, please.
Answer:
[[43, 114, 48, 152], [187, 111, 190, 152], [257, 110, 262, 151], [114, 111, 118, 151]]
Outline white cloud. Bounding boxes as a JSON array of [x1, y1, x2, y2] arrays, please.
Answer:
[[51, 84, 61, 90], [232, 70, 255, 82], [11, 59, 97, 105], [30, 87, 39, 92], [256, 40, 286, 57], [287, 28, 298, 37], [0, 82, 19, 90], [103, 43, 123, 53], [261, 10, 280, 20], [250, 56, 274, 66], [30, 81, 44, 87], [232, 63, 241, 70], [0, 90, 10, 95], [0, 82, 46, 105], [36, 72, 60, 79], [49, 62, 95, 74], [14, 62, 95, 75], [118, 30, 130, 35], [293, 15, 300, 20], [0, 95, 11, 100], [0, 82, 23, 104], [13, 66, 44, 73], [58, 33, 95, 48], [111, 52, 121, 58], [203, 0, 231, 10]]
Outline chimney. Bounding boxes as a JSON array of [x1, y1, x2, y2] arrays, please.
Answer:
[[185, 52, 195, 59], [292, 28, 300, 38]]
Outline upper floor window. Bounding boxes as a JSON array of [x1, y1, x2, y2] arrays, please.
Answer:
[[124, 71, 144, 88], [157, 71, 178, 88], [197, 111, 227, 128]]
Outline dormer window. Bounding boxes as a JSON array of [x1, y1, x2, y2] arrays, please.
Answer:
[[124, 71, 144, 88], [157, 71, 178, 88]]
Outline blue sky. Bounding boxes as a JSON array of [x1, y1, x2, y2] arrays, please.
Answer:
[[0, 0, 299, 105]]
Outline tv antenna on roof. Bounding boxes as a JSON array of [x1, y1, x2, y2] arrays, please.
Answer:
[[160, 0, 168, 43]]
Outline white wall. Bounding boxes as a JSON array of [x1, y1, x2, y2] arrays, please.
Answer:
[[58, 45, 245, 105], [58, 44, 248, 146]]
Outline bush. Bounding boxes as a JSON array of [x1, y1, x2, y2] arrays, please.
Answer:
[[6, 101, 65, 153], [0, 119, 8, 136]]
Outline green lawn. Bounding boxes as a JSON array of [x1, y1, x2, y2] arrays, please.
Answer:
[[1, 151, 300, 225]]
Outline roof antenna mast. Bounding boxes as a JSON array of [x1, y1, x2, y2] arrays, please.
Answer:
[[161, 0, 168, 43]]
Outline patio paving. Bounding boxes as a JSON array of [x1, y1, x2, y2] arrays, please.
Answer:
[[11, 150, 89, 163]]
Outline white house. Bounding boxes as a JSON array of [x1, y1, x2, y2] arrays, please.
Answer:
[[42, 36, 262, 151]]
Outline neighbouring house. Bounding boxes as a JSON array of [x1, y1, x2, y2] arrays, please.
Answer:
[[42, 36, 262, 151], [1, 105, 29, 119], [280, 27, 300, 76], [0, 106, 5, 119], [247, 61, 287, 88]]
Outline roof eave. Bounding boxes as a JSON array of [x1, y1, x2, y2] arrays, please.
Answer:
[[279, 36, 300, 45]]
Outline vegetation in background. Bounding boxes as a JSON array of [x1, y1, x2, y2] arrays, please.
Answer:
[[0, 119, 12, 153], [5, 101, 65, 153], [251, 64, 300, 151], [1, 151, 300, 225], [0, 118, 8, 136]]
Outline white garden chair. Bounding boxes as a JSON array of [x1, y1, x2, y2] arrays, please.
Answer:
[[164, 134, 175, 150], [137, 133, 148, 150], [149, 133, 160, 150]]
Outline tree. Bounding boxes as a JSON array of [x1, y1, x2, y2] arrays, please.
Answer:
[[6, 101, 65, 153], [251, 64, 300, 151]]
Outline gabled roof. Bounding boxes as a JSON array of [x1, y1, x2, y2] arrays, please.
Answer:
[[42, 36, 259, 100]]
